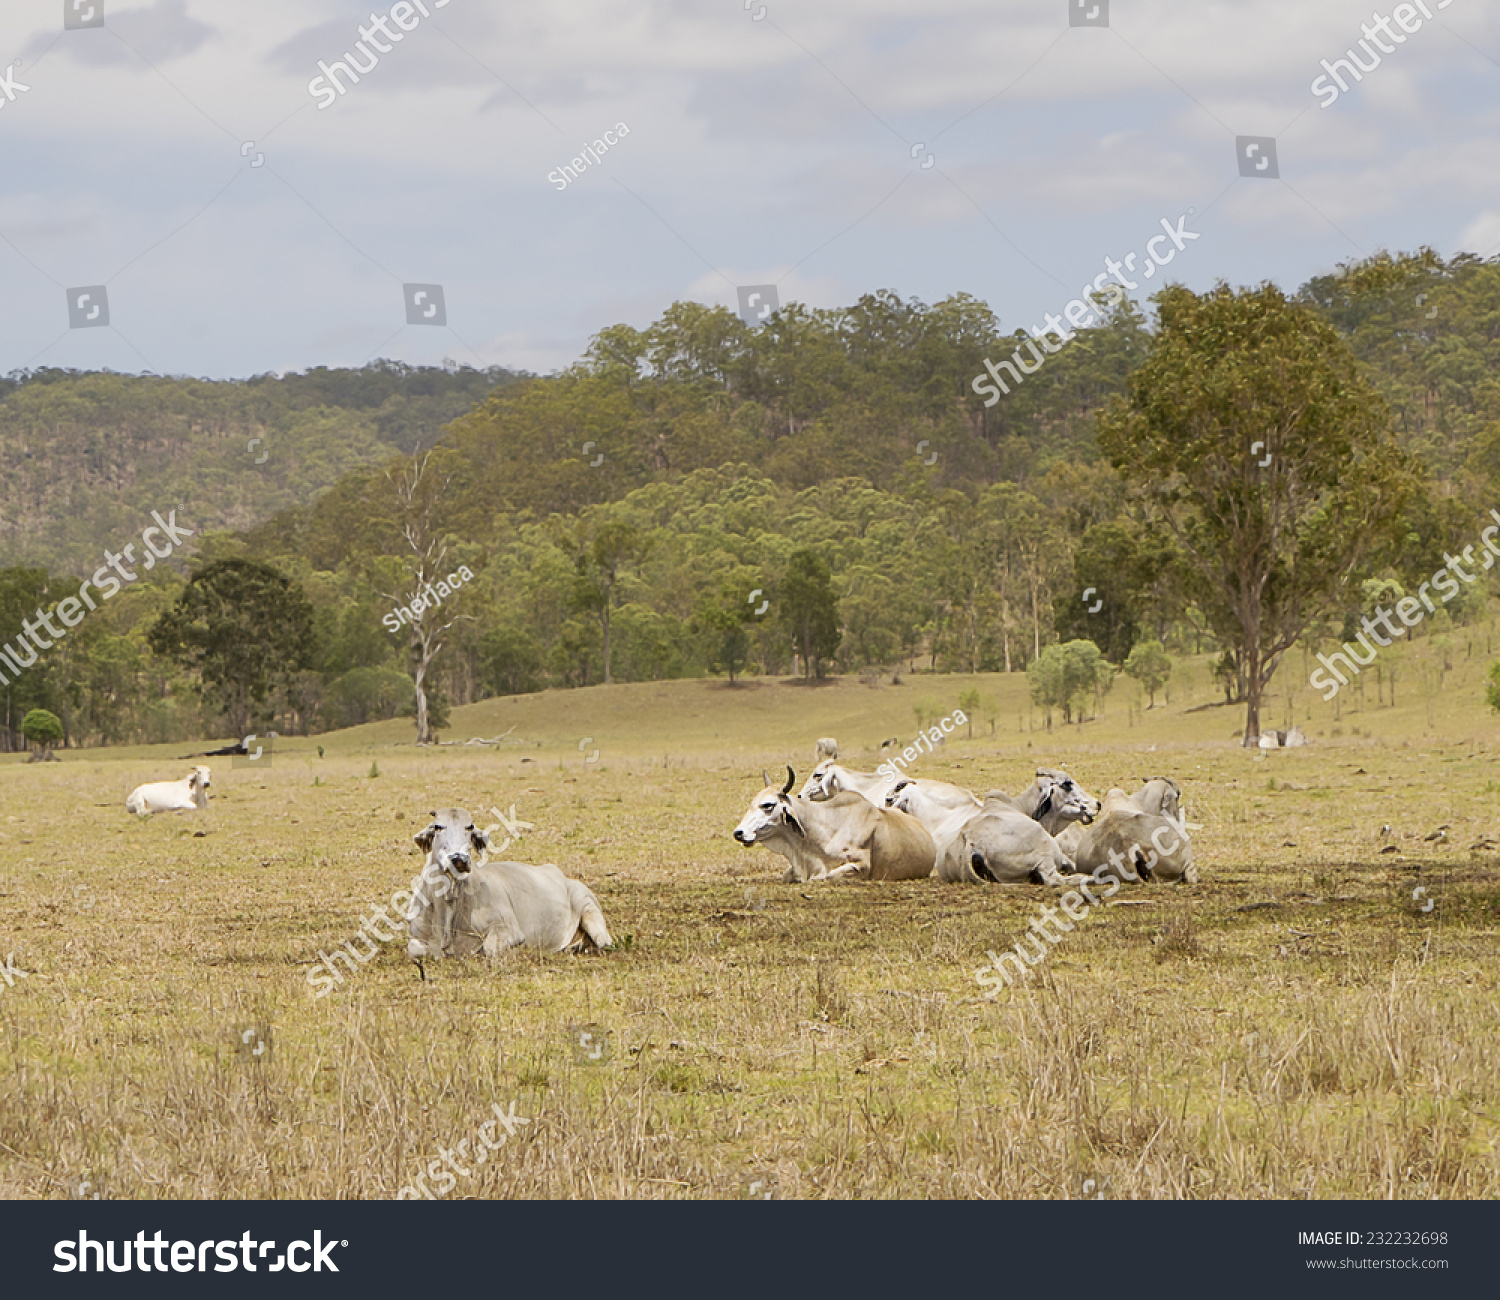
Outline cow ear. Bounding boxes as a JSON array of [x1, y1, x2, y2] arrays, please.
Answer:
[[783, 809, 805, 838], [1034, 792, 1053, 822], [470, 825, 490, 853], [414, 825, 437, 851]]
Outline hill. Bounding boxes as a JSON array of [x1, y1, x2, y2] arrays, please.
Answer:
[[0, 361, 524, 573]]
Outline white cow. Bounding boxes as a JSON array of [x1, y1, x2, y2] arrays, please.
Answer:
[[888, 786, 1083, 887], [814, 737, 839, 762], [734, 768, 935, 883], [986, 769, 1102, 837], [406, 808, 612, 968], [126, 766, 210, 815], [800, 761, 896, 806], [882, 778, 980, 835], [1065, 780, 1196, 884]]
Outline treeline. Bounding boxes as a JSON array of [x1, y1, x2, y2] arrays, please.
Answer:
[[2, 250, 1497, 748]]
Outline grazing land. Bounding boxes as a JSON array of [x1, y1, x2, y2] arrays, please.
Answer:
[[1, 638, 1497, 1200]]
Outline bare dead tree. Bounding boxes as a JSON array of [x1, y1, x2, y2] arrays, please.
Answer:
[[373, 451, 473, 745]]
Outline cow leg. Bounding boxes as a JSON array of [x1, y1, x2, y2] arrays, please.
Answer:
[[578, 900, 613, 950], [825, 848, 872, 882], [480, 919, 526, 962]]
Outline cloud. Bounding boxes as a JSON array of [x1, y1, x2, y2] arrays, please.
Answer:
[[40, 0, 216, 68], [0, 0, 1491, 378], [1458, 210, 1500, 259]]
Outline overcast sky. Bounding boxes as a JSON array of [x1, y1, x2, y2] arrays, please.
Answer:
[[1, 0, 1497, 380]]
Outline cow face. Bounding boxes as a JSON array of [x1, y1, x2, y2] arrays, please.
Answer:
[[1034, 769, 1101, 826], [885, 779, 916, 813], [800, 762, 838, 801], [414, 807, 490, 879], [734, 769, 803, 844], [190, 766, 211, 791]]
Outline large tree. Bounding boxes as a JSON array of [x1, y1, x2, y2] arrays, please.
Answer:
[[779, 550, 841, 680], [1098, 283, 1416, 744], [569, 512, 651, 686], [147, 559, 315, 738]]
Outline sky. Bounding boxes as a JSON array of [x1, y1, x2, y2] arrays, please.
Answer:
[[1, 0, 1497, 380]]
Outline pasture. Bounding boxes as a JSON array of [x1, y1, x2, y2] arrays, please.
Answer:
[[1, 637, 1498, 1200]]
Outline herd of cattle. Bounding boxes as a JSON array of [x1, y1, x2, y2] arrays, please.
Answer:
[[121, 742, 1195, 966], [732, 753, 1196, 890]]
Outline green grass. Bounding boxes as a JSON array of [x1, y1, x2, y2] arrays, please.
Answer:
[[0, 629, 1497, 1199]]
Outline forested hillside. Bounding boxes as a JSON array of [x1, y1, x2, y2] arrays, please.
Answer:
[[0, 361, 523, 572], [2, 250, 1496, 750]]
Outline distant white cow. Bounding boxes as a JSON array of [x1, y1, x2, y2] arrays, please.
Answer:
[[126, 766, 210, 816], [734, 768, 935, 883], [814, 737, 839, 762], [406, 808, 612, 968]]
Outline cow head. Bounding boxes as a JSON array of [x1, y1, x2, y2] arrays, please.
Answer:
[[190, 766, 211, 791], [1032, 768, 1101, 827], [734, 767, 804, 844], [1138, 776, 1183, 822], [414, 807, 490, 879], [800, 762, 840, 801], [884, 778, 915, 812]]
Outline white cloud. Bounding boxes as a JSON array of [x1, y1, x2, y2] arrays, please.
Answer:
[[1458, 210, 1500, 258]]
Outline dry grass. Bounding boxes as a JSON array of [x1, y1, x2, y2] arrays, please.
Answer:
[[1, 637, 1498, 1199]]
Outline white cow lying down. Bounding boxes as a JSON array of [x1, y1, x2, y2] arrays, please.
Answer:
[[126, 766, 210, 815], [406, 808, 613, 967]]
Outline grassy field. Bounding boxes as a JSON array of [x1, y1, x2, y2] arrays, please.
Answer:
[[1, 628, 1498, 1200]]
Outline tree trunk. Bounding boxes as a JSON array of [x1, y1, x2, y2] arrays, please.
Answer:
[[413, 652, 431, 744], [602, 605, 612, 686], [1242, 643, 1263, 745]]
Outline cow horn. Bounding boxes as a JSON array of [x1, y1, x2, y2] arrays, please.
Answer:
[[782, 766, 796, 795], [762, 769, 772, 788]]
